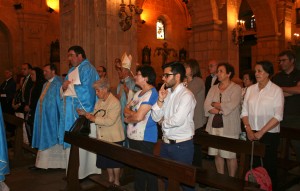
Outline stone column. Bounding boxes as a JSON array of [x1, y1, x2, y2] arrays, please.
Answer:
[[60, 0, 138, 88]]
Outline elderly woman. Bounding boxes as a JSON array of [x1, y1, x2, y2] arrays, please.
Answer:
[[81, 78, 125, 187], [241, 70, 256, 101], [241, 61, 284, 190], [184, 59, 206, 167], [204, 63, 242, 177], [124, 65, 158, 191]]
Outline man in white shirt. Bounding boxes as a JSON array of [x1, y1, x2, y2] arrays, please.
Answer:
[[151, 61, 196, 191]]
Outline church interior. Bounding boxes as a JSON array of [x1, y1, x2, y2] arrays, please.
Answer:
[[1, 0, 300, 190], [1, 0, 300, 87]]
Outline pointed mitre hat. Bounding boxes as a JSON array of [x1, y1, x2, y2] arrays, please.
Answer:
[[121, 52, 132, 70]]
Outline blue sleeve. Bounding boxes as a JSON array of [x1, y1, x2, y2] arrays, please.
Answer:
[[142, 88, 158, 106]]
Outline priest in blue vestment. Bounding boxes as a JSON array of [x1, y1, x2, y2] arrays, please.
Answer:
[[0, 105, 10, 190], [60, 45, 100, 179], [31, 64, 66, 169]]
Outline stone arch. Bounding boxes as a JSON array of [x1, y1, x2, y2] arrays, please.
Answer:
[[0, 13, 23, 74], [0, 21, 11, 71], [138, 0, 191, 28], [187, 0, 221, 26], [246, 0, 278, 37]]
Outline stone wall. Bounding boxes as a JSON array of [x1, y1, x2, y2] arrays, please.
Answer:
[[0, 0, 59, 81]]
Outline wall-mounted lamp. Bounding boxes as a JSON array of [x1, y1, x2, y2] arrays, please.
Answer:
[[119, 0, 143, 31], [13, 3, 23, 10], [141, 20, 146, 24], [294, 33, 300, 45], [232, 20, 245, 46], [46, 0, 59, 13]]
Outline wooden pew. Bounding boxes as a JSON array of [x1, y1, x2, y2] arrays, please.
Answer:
[[64, 131, 197, 191], [194, 131, 265, 191], [3, 113, 37, 167], [279, 126, 300, 168], [277, 126, 300, 190]]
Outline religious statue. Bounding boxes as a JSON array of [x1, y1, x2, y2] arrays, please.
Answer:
[[142, 45, 151, 65], [50, 39, 60, 62], [179, 48, 187, 61], [154, 42, 177, 65]]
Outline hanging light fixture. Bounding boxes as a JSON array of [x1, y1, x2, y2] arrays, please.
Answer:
[[232, 20, 246, 46], [46, 0, 59, 13], [118, 0, 143, 31]]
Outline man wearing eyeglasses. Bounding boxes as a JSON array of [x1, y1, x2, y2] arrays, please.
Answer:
[[151, 61, 196, 191], [273, 49, 300, 162]]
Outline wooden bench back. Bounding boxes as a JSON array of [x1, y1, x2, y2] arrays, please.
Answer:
[[64, 132, 197, 191], [3, 113, 36, 167], [278, 126, 300, 168], [194, 131, 265, 179]]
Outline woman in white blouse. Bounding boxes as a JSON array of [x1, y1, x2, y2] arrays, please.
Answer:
[[241, 60, 284, 190]]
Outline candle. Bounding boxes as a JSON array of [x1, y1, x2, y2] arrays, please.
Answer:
[[129, 0, 131, 5], [122, 0, 124, 3]]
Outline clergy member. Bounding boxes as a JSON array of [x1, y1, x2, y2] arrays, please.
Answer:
[[60, 45, 100, 179], [0, 105, 10, 191], [116, 52, 139, 146], [31, 64, 66, 169]]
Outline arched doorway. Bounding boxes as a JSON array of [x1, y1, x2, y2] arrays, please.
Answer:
[[0, 21, 11, 82], [238, 0, 257, 78]]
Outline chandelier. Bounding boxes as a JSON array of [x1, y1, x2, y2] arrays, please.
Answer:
[[232, 20, 245, 46], [118, 0, 143, 31]]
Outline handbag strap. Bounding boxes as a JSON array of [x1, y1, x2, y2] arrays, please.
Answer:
[[94, 109, 106, 117], [250, 141, 263, 171]]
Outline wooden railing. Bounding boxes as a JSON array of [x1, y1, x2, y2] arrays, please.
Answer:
[[64, 131, 197, 191], [194, 131, 265, 191], [3, 113, 37, 167]]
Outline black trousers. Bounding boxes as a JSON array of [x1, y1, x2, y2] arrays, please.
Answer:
[[253, 132, 280, 191], [128, 139, 158, 191]]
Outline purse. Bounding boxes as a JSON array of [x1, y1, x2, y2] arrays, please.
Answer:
[[212, 93, 223, 128], [245, 141, 272, 191], [212, 114, 223, 128], [69, 115, 91, 136]]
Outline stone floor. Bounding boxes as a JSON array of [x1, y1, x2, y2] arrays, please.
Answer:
[[4, 158, 300, 191]]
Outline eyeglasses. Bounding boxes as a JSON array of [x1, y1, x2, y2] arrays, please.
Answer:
[[277, 59, 288, 63], [161, 73, 176, 78]]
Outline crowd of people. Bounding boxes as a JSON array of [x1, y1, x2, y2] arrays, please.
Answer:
[[0, 46, 299, 191]]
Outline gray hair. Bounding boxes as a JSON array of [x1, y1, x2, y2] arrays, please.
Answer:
[[93, 78, 110, 91]]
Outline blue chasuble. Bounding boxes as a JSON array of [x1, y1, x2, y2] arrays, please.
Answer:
[[60, 59, 99, 148], [0, 105, 9, 181], [32, 76, 63, 150], [117, 77, 138, 132]]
